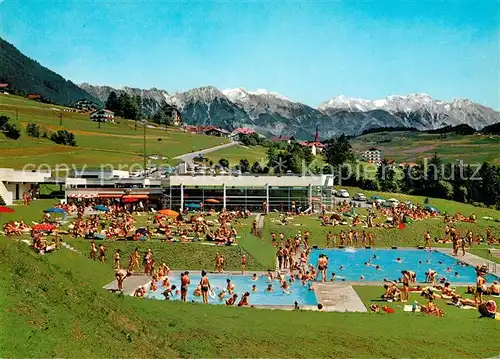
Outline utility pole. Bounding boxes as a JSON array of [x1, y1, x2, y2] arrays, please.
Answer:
[[16, 107, 18, 122], [143, 120, 147, 175], [59, 110, 63, 126]]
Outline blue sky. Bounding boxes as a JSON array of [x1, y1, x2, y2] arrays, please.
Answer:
[[1, 0, 498, 108]]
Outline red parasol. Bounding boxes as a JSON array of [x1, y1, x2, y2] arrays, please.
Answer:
[[0, 206, 14, 213]]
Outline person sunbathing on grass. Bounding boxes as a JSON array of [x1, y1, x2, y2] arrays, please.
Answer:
[[478, 300, 499, 319], [420, 299, 444, 317], [381, 281, 401, 302], [449, 295, 477, 308], [488, 281, 500, 296]]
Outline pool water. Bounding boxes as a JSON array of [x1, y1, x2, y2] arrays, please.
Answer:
[[146, 273, 317, 306], [308, 248, 498, 283]]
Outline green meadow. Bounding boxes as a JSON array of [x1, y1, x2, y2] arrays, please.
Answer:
[[0, 94, 229, 169], [351, 131, 500, 164]]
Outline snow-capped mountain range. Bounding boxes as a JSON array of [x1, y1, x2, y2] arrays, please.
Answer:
[[79, 83, 500, 139]]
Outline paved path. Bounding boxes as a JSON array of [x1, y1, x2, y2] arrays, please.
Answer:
[[436, 248, 500, 275], [313, 282, 367, 312], [172, 141, 239, 162], [104, 273, 151, 295]]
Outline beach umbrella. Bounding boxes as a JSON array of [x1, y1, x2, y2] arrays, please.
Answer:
[[205, 198, 220, 204], [158, 209, 179, 217], [44, 207, 67, 214], [93, 205, 109, 212], [0, 206, 14, 213]]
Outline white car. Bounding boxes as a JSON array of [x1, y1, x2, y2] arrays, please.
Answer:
[[353, 193, 367, 201], [384, 198, 400, 207], [338, 189, 350, 198]]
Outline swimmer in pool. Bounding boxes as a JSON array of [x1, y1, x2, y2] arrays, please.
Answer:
[[373, 254, 378, 259], [252, 285, 257, 292], [226, 279, 235, 294], [340, 265, 345, 270], [330, 272, 337, 281], [446, 267, 451, 272], [162, 285, 177, 300], [267, 284, 273, 292], [252, 273, 258, 281], [395, 258, 402, 263]]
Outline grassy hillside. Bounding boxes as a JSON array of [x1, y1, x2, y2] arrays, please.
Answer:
[[0, 94, 229, 169], [1, 237, 499, 358], [206, 144, 268, 166], [0, 37, 100, 106], [351, 131, 500, 164]]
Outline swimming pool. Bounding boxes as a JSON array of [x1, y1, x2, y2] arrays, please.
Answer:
[[146, 272, 318, 306], [308, 248, 498, 283]]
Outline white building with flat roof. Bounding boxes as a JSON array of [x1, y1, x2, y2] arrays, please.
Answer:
[[0, 168, 52, 205]]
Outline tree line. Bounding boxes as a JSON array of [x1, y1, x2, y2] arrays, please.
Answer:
[[227, 133, 500, 209]]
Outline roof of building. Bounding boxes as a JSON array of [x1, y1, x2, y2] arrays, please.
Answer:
[[367, 147, 380, 151], [0, 83, 8, 88], [233, 128, 255, 135], [90, 109, 114, 115], [298, 141, 325, 148], [205, 127, 231, 134]]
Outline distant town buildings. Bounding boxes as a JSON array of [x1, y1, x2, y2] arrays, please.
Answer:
[[27, 93, 41, 99], [90, 109, 115, 122], [74, 99, 98, 112], [229, 128, 256, 141], [363, 147, 383, 163]]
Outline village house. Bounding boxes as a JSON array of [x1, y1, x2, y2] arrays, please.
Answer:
[[229, 128, 256, 141], [298, 141, 325, 156], [90, 109, 115, 122], [204, 127, 231, 137], [74, 99, 98, 112]]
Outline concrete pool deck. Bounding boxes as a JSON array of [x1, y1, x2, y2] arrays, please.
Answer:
[[435, 248, 499, 275]]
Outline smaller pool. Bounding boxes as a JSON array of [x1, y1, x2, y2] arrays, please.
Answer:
[[146, 272, 317, 306]]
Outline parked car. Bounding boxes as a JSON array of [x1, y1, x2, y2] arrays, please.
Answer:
[[232, 169, 242, 176], [383, 198, 400, 207], [353, 193, 367, 201], [367, 196, 385, 204], [337, 189, 350, 198]]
